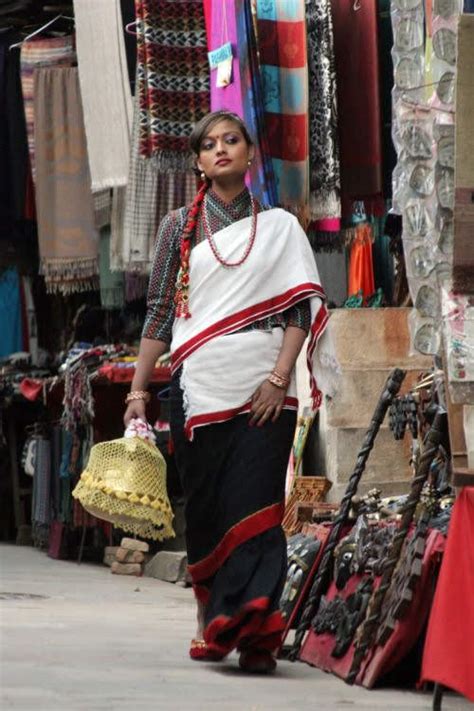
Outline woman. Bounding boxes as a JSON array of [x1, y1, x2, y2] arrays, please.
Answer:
[[124, 110, 338, 673]]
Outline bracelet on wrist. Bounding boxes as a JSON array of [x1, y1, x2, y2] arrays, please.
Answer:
[[125, 390, 151, 404], [267, 370, 290, 389]]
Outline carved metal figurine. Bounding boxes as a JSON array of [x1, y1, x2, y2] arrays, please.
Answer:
[[289, 368, 406, 660], [346, 409, 447, 684]]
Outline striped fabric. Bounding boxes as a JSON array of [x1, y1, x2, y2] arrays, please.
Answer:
[[20, 36, 76, 181], [256, 0, 309, 213]]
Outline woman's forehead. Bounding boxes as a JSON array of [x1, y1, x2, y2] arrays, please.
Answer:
[[203, 119, 243, 139]]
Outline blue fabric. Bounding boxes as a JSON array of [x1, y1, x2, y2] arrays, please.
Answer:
[[464, 0, 474, 11], [0, 268, 22, 357]]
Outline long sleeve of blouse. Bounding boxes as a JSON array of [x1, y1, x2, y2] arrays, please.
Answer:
[[142, 191, 311, 344]]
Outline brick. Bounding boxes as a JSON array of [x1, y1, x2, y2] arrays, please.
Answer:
[[103, 547, 120, 567], [115, 548, 145, 564], [144, 551, 187, 583], [111, 562, 142, 576], [120, 538, 149, 553]]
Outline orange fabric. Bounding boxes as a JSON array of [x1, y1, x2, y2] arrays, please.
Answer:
[[348, 224, 375, 299]]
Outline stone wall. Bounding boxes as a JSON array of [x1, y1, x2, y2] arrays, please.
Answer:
[[296, 308, 432, 502]]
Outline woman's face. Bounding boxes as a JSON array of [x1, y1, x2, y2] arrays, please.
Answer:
[[196, 119, 255, 183]]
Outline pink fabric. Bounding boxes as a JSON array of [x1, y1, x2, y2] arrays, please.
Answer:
[[208, 1, 242, 116]]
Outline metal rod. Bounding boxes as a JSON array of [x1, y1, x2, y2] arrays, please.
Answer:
[[346, 409, 446, 685], [289, 368, 406, 660]]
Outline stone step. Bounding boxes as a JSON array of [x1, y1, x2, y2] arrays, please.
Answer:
[[323, 426, 413, 494], [324, 369, 424, 429], [328, 308, 432, 370]]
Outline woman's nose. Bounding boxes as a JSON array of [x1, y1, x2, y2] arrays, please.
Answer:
[[215, 141, 227, 154]]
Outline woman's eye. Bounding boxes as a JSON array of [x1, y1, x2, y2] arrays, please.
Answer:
[[201, 142, 214, 151], [226, 135, 239, 144]]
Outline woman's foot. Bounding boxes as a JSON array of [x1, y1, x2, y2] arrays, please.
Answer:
[[196, 599, 206, 639], [238, 649, 277, 674], [189, 639, 224, 662]]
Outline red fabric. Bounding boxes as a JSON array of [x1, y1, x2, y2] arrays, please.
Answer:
[[421, 489, 474, 702], [331, 0, 382, 211], [348, 225, 375, 299], [258, 20, 307, 68], [265, 113, 309, 162], [20, 378, 43, 401], [204, 597, 285, 656], [188, 502, 285, 583], [300, 528, 445, 687], [97, 364, 171, 383]]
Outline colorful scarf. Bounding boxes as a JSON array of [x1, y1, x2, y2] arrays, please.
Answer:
[[256, 0, 310, 214], [20, 36, 76, 181], [305, 0, 340, 222], [34, 67, 99, 294], [135, 0, 210, 171], [206, 0, 277, 206], [73, 0, 133, 190], [99, 228, 125, 310]]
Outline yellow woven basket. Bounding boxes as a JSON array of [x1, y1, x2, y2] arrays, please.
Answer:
[[72, 436, 175, 541]]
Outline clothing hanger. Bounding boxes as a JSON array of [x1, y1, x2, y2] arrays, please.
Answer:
[[125, 21, 138, 36], [9, 13, 74, 50]]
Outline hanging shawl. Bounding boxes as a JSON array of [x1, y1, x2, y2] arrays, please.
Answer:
[[305, 0, 341, 249], [171, 208, 340, 440], [20, 36, 76, 182], [34, 67, 99, 294], [73, 0, 133, 190], [330, 0, 383, 218], [256, 1, 310, 215], [135, 0, 210, 171], [205, 0, 277, 206]]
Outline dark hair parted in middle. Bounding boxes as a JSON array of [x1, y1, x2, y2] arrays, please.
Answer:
[[189, 110, 254, 156]]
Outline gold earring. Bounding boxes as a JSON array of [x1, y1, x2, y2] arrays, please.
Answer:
[[247, 159, 252, 167], [200, 171, 206, 181]]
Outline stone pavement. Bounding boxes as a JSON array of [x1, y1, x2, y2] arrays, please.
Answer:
[[0, 545, 471, 711]]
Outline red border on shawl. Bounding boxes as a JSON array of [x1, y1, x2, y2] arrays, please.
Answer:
[[203, 596, 286, 656], [307, 302, 330, 409], [171, 282, 325, 373], [184, 396, 298, 440], [188, 502, 285, 584]]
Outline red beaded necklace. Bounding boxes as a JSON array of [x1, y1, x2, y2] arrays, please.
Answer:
[[202, 192, 258, 268]]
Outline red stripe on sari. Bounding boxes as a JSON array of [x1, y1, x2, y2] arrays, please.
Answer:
[[188, 502, 285, 583]]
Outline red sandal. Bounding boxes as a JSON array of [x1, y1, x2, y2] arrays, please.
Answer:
[[189, 639, 224, 662]]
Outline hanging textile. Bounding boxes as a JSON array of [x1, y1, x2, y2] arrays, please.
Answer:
[[206, 0, 277, 206], [453, 14, 474, 293], [256, 0, 310, 214], [135, 0, 210, 171], [330, 0, 383, 216], [377, 0, 396, 200], [34, 67, 99, 294], [20, 36, 76, 181], [347, 224, 375, 300], [99, 228, 125, 310], [0, 267, 22, 357], [73, 0, 133, 190], [305, 0, 340, 223], [32, 436, 52, 548]]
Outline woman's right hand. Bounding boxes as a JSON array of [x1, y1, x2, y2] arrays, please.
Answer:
[[123, 400, 147, 428]]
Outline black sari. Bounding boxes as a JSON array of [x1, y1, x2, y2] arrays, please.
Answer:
[[170, 369, 295, 656]]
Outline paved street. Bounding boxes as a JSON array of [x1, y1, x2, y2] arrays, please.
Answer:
[[0, 545, 471, 711]]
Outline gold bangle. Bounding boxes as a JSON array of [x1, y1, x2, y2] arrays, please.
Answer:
[[268, 371, 290, 389], [125, 390, 151, 404]]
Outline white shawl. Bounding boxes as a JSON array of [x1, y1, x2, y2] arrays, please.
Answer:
[[171, 208, 340, 439]]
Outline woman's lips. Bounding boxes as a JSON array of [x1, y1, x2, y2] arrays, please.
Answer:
[[215, 159, 231, 166]]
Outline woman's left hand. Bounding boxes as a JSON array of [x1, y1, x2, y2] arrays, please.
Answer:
[[249, 380, 287, 427]]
